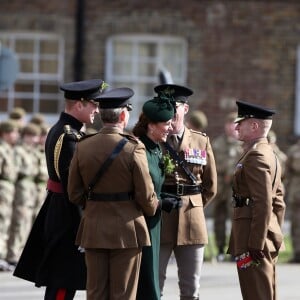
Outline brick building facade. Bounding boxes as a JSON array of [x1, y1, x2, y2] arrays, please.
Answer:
[[1, 0, 300, 150]]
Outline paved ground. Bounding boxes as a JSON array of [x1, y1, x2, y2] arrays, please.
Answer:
[[1, 260, 299, 299], [1, 219, 298, 299]]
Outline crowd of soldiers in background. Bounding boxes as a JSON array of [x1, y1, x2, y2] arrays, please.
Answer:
[[0, 106, 299, 272], [0, 107, 49, 271]]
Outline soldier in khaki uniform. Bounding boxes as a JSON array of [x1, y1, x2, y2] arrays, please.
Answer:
[[68, 87, 159, 300], [6, 123, 41, 265], [0, 120, 19, 271], [285, 139, 300, 263], [212, 112, 242, 261], [156, 84, 217, 300], [227, 100, 286, 300]]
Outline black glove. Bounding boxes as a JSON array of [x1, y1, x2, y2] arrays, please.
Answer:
[[160, 193, 183, 213], [248, 247, 265, 263]]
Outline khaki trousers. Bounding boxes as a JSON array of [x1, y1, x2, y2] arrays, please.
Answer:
[[237, 251, 278, 300], [85, 247, 142, 300]]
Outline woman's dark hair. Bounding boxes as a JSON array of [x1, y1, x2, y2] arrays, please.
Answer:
[[132, 113, 152, 137]]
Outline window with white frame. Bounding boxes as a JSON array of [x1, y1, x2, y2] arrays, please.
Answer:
[[0, 32, 64, 123], [105, 35, 187, 128]]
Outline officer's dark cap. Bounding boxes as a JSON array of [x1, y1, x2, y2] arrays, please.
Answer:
[[60, 79, 104, 101], [154, 84, 193, 103], [143, 95, 176, 122], [235, 100, 276, 123], [95, 87, 134, 110]]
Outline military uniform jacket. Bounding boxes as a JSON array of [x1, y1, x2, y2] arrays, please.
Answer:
[[228, 137, 286, 256], [68, 126, 158, 249], [161, 127, 217, 245], [13, 112, 86, 290]]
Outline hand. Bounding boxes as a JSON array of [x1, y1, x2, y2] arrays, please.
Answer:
[[160, 193, 182, 213], [248, 248, 265, 263]]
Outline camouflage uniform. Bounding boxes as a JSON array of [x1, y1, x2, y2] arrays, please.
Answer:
[[285, 140, 300, 262], [6, 124, 40, 264], [212, 113, 242, 260], [32, 124, 48, 221], [0, 121, 19, 269]]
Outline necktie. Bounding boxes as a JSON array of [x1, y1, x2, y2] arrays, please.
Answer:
[[169, 135, 179, 149]]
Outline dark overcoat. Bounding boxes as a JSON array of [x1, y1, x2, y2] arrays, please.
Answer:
[[13, 112, 87, 289]]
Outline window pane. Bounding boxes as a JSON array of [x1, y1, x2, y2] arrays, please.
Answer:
[[15, 82, 34, 93], [19, 58, 34, 73], [113, 60, 132, 76], [13, 99, 33, 113], [114, 41, 133, 56], [40, 99, 60, 113], [138, 43, 156, 57], [0, 96, 9, 111], [40, 83, 59, 94], [138, 62, 156, 77], [40, 59, 58, 74], [40, 39, 59, 54], [15, 39, 34, 53]]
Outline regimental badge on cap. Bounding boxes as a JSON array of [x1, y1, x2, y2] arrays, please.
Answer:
[[95, 87, 134, 110], [154, 84, 193, 103], [60, 78, 104, 101], [184, 148, 207, 165], [235, 100, 276, 123]]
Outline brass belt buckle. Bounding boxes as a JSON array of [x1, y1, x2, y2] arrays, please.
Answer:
[[176, 184, 184, 196]]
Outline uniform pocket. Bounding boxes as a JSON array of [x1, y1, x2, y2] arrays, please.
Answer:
[[233, 206, 252, 220]]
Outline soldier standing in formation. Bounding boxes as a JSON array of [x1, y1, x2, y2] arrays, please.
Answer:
[[212, 112, 242, 262], [186, 110, 208, 132], [267, 130, 287, 179], [13, 79, 105, 300], [30, 121, 49, 221], [6, 123, 41, 266], [0, 120, 19, 271], [68, 87, 159, 300], [157, 84, 217, 300], [9, 107, 27, 131], [227, 100, 285, 300], [285, 139, 300, 263]]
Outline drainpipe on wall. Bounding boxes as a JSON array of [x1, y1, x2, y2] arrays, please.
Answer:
[[74, 0, 85, 81]]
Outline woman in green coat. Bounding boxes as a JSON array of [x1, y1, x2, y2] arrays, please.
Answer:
[[133, 94, 181, 300]]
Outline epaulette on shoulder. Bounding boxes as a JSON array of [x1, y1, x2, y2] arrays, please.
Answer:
[[119, 133, 140, 144], [190, 129, 207, 136], [63, 125, 83, 141], [78, 132, 98, 142]]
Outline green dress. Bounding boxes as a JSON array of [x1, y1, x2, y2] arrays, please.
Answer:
[[136, 135, 164, 300]]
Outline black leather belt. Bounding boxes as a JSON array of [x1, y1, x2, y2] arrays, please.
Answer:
[[232, 195, 252, 207], [162, 184, 202, 196], [88, 192, 133, 202]]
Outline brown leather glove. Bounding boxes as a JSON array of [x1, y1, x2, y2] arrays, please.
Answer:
[[248, 248, 265, 263]]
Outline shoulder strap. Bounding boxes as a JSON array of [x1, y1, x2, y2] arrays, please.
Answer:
[[88, 137, 128, 193], [164, 141, 197, 185], [272, 152, 278, 189]]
